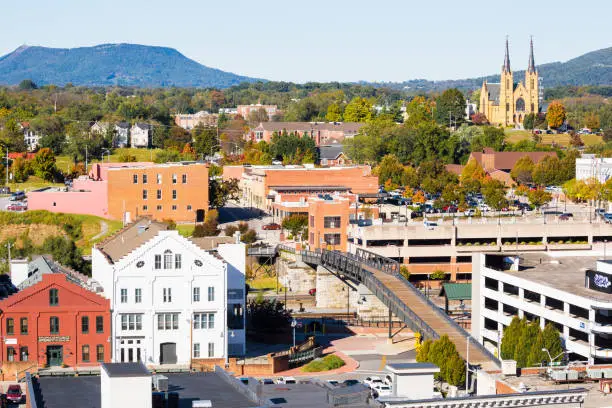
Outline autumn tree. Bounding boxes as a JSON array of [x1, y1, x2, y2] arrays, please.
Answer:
[[482, 179, 508, 210], [325, 103, 343, 122], [532, 156, 561, 186], [527, 189, 552, 212], [375, 154, 405, 186], [584, 112, 600, 130], [343, 97, 372, 122], [546, 101, 566, 129], [510, 156, 535, 184], [569, 132, 584, 147]]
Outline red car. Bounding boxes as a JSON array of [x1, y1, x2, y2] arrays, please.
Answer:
[[6, 203, 27, 211], [308, 288, 316, 296], [6, 384, 22, 403], [262, 223, 281, 231]]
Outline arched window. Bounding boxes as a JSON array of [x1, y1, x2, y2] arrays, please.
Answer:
[[164, 250, 173, 269], [515, 98, 525, 112]]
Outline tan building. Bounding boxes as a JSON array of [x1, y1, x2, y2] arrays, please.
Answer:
[[479, 38, 539, 127], [237, 104, 278, 119], [174, 111, 218, 130], [244, 122, 364, 146]]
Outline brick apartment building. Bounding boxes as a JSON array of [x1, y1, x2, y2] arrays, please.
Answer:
[[0, 273, 111, 368], [244, 122, 364, 145], [308, 195, 351, 251], [236, 104, 278, 120], [223, 165, 378, 212], [29, 162, 209, 222]]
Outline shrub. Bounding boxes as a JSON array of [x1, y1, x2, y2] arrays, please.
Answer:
[[301, 354, 345, 372]]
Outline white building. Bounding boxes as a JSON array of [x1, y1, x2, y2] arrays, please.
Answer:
[[92, 219, 246, 366], [130, 123, 152, 148], [472, 253, 612, 365], [576, 154, 612, 183], [19, 123, 42, 151]]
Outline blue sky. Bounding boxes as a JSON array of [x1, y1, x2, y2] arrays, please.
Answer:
[[0, 0, 610, 83]]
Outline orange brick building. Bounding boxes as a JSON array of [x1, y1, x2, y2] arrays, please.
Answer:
[[308, 196, 350, 251], [0, 274, 111, 367], [106, 162, 209, 222]]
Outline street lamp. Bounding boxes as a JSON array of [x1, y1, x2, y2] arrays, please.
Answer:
[[541, 347, 566, 366], [291, 319, 297, 348]]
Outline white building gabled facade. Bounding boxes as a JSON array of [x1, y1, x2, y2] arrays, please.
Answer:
[[130, 123, 151, 148], [92, 220, 245, 366]]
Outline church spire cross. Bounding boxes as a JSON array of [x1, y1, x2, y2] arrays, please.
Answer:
[[503, 36, 511, 73], [528, 36, 536, 73]]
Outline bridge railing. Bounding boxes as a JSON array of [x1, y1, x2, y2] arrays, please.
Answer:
[[392, 269, 500, 365]]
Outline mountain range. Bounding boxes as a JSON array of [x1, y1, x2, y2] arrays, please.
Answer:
[[0, 43, 261, 88], [0, 43, 611, 90]]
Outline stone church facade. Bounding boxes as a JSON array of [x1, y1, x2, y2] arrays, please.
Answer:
[[479, 38, 539, 127]]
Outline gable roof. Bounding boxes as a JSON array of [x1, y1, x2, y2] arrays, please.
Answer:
[[485, 83, 500, 104], [439, 283, 472, 301], [96, 218, 169, 263], [318, 145, 345, 160], [132, 122, 151, 130], [469, 149, 557, 171]]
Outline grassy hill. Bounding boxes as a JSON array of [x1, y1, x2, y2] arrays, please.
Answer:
[[0, 43, 262, 88]]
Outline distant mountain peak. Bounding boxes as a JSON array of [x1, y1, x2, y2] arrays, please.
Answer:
[[0, 43, 262, 88]]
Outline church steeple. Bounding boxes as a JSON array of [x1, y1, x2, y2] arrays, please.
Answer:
[[503, 37, 511, 73], [527, 36, 536, 73]]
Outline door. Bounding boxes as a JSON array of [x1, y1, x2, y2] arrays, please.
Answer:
[[196, 209, 205, 223], [46, 346, 63, 366], [159, 343, 177, 365]]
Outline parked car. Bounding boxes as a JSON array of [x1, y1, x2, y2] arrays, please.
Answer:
[[363, 376, 384, 388], [605, 214, 612, 224], [327, 380, 339, 387], [276, 376, 297, 384], [9, 191, 25, 201], [464, 209, 476, 217], [262, 223, 281, 231], [308, 288, 316, 296], [384, 374, 393, 385], [260, 378, 275, 385], [596, 208, 606, 216], [558, 212, 573, 221], [6, 203, 26, 211], [6, 385, 22, 403], [343, 379, 360, 387], [423, 220, 438, 230], [373, 384, 392, 398]]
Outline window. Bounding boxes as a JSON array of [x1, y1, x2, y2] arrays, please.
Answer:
[[193, 343, 200, 358], [172, 174, 177, 184], [324, 233, 341, 246], [135, 288, 142, 303], [157, 189, 162, 200], [310, 215, 314, 227], [50, 317, 59, 334], [120, 288, 127, 303], [506, 79, 510, 89], [82, 345, 90, 362], [20, 318, 27, 335], [133, 174, 138, 184], [154, 254, 162, 269], [164, 250, 172, 269], [20, 346, 28, 362], [506, 102, 510, 112], [324, 216, 342, 228], [96, 316, 104, 333], [142, 174, 148, 184], [193, 313, 215, 329], [208, 342, 214, 358], [228, 304, 244, 330], [531, 79, 534, 90], [175, 254, 182, 269], [193, 287, 200, 302], [182, 174, 187, 184], [142, 189, 148, 200], [157, 205, 162, 211], [208, 286, 215, 302], [172, 190, 177, 200], [187, 205, 192, 211], [157, 313, 179, 330], [531, 103, 535, 113], [97, 345, 104, 362], [310, 232, 314, 245], [172, 205, 177, 211], [163, 288, 172, 303], [157, 174, 162, 184], [121, 314, 142, 330], [49, 288, 58, 306], [81, 316, 89, 334], [143, 205, 148, 211], [7, 347, 15, 362], [6, 318, 14, 335]]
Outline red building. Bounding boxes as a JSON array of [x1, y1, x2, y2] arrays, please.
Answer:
[[0, 274, 111, 367]]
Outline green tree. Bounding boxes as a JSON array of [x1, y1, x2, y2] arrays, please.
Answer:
[[343, 97, 372, 122], [510, 156, 535, 184], [527, 189, 552, 212], [325, 103, 343, 122], [446, 353, 466, 387], [193, 125, 219, 158], [404, 96, 434, 128], [246, 298, 291, 332], [209, 178, 241, 209], [435, 88, 466, 127], [532, 156, 561, 186], [541, 323, 564, 364], [515, 321, 540, 368], [501, 317, 527, 360], [33, 147, 58, 181], [416, 339, 432, 363], [193, 209, 220, 237], [471, 126, 505, 152], [482, 179, 508, 210], [523, 113, 537, 130], [375, 154, 405, 186], [281, 214, 309, 240], [11, 157, 31, 183], [18, 79, 38, 90]]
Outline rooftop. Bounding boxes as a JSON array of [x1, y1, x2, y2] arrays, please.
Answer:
[[96, 218, 169, 263], [488, 253, 611, 302], [33, 372, 256, 408], [385, 362, 441, 374], [101, 362, 150, 377]]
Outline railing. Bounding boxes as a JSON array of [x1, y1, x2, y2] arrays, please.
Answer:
[[25, 372, 40, 408], [277, 244, 297, 254], [214, 365, 266, 406]]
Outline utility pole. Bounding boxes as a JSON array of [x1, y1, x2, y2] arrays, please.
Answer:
[[85, 145, 88, 173], [6, 242, 12, 273]]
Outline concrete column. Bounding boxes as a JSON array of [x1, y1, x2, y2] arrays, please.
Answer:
[[450, 257, 457, 281], [563, 302, 570, 316], [589, 309, 596, 323], [518, 287, 524, 299]]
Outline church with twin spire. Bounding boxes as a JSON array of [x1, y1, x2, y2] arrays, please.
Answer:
[[479, 38, 539, 127]]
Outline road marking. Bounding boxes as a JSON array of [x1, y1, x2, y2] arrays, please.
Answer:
[[378, 355, 387, 371]]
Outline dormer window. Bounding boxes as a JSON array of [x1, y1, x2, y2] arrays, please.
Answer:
[[164, 250, 173, 269]]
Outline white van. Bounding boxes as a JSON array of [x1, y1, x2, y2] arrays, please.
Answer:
[[423, 220, 438, 230]]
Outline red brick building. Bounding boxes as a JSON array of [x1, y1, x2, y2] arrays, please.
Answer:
[[0, 274, 111, 367]]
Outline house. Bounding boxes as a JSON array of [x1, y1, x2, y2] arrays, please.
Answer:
[[245, 122, 364, 146], [130, 123, 152, 148], [318, 145, 350, 167], [468, 148, 556, 172], [19, 122, 42, 151], [115, 122, 130, 147], [236, 104, 278, 120], [0, 271, 111, 368], [92, 219, 246, 366]]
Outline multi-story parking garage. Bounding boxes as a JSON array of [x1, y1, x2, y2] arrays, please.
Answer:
[[472, 253, 612, 364]]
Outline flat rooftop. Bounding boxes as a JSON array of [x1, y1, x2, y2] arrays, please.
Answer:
[[34, 372, 256, 408], [259, 381, 369, 408], [495, 253, 610, 302], [101, 362, 149, 377]]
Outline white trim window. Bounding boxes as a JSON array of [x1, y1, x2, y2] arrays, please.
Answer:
[[193, 287, 200, 302], [157, 313, 179, 330], [163, 288, 172, 303], [207, 286, 215, 302], [135, 288, 142, 303], [193, 343, 200, 358], [121, 314, 143, 331], [193, 313, 215, 329], [120, 289, 128, 303], [164, 250, 173, 269]]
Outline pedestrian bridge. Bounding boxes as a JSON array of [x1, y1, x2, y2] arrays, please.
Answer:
[[293, 247, 499, 369]]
